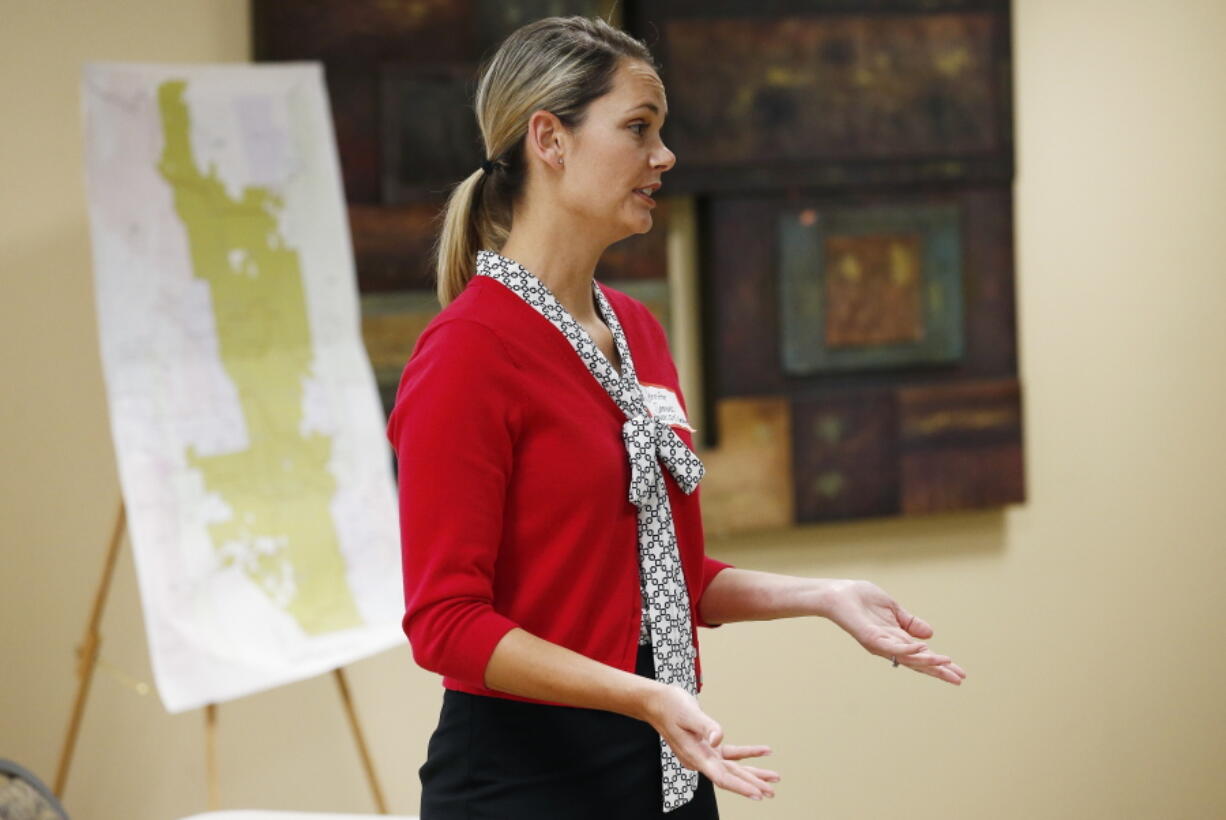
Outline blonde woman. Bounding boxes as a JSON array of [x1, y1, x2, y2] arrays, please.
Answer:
[[386, 15, 966, 819]]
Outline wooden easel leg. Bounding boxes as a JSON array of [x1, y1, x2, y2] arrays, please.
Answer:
[[205, 703, 220, 809], [50, 499, 392, 815], [54, 501, 126, 799], [333, 668, 388, 813]]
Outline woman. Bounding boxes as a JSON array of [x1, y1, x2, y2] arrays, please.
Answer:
[[386, 15, 967, 819]]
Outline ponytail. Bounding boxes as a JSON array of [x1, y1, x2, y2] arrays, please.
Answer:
[[434, 170, 493, 307]]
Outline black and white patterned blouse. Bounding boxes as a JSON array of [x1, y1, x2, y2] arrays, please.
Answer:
[[474, 249, 706, 812]]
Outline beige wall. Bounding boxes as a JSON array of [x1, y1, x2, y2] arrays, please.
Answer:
[[3, 1, 1224, 818]]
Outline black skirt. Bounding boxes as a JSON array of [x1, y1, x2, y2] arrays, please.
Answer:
[[419, 642, 719, 819]]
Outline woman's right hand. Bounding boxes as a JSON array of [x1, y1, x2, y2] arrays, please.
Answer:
[[640, 682, 780, 801]]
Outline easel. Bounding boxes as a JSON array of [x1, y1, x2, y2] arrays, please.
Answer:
[[53, 500, 389, 813]]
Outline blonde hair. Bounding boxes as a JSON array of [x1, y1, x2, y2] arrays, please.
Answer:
[[432, 15, 655, 307]]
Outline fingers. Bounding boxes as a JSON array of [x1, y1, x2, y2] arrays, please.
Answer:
[[879, 633, 971, 686], [900, 649, 952, 665], [670, 731, 780, 801], [880, 635, 967, 685], [926, 664, 964, 684], [703, 764, 765, 800], [739, 764, 781, 782], [937, 661, 967, 682], [893, 639, 929, 655], [893, 603, 934, 639], [720, 743, 772, 761], [688, 742, 766, 800], [728, 760, 778, 799], [877, 635, 927, 661], [664, 724, 759, 799], [701, 756, 777, 800], [901, 655, 968, 684]]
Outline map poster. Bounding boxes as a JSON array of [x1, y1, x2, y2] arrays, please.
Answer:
[[80, 62, 403, 713]]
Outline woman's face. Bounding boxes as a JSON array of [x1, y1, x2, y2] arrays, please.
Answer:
[[557, 58, 676, 242]]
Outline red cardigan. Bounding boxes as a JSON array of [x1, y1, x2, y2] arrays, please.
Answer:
[[386, 273, 732, 705]]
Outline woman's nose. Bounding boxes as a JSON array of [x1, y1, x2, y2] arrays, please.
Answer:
[[654, 143, 676, 171]]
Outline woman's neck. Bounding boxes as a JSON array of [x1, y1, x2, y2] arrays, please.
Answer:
[[498, 211, 611, 324]]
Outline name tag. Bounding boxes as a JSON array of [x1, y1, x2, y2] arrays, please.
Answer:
[[639, 381, 696, 432]]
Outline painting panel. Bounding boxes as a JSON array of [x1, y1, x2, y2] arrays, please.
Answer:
[[707, 188, 1014, 402], [697, 397, 795, 537], [704, 187, 1023, 526], [779, 202, 964, 375], [663, 14, 998, 159], [381, 63, 483, 205], [252, 0, 474, 63], [791, 391, 900, 522], [325, 66, 381, 204], [474, 0, 612, 55], [630, 0, 1014, 192], [900, 443, 1024, 513], [897, 378, 1025, 512], [349, 203, 441, 292]]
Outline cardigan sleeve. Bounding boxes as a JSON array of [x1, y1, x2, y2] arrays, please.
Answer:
[[696, 554, 734, 628], [385, 317, 521, 687]]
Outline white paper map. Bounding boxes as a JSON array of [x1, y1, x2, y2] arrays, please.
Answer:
[[81, 62, 403, 713]]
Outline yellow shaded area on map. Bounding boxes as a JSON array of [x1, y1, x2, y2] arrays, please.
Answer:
[[156, 80, 361, 635]]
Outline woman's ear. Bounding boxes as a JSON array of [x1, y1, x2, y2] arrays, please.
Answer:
[[524, 109, 566, 169]]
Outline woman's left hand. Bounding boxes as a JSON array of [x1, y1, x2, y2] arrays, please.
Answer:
[[818, 580, 967, 685]]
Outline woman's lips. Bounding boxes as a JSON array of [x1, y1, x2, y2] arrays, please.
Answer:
[[633, 190, 656, 207]]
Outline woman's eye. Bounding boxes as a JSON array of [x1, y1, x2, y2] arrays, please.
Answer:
[[630, 123, 648, 136]]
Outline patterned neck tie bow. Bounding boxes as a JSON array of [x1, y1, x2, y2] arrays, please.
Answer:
[[624, 415, 704, 504]]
